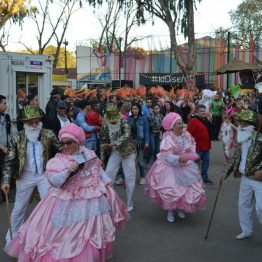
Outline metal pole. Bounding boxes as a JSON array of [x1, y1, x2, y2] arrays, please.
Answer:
[[170, 44, 172, 74], [63, 39, 69, 76], [226, 31, 231, 89], [119, 37, 122, 86]]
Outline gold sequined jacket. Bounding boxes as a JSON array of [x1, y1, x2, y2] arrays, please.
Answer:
[[225, 131, 262, 181], [1, 128, 61, 185], [100, 118, 136, 163]]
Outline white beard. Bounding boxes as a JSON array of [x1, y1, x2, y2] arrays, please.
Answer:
[[24, 122, 43, 143], [237, 125, 254, 144]]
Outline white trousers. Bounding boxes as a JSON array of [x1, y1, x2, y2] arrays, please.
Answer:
[[238, 175, 262, 236], [6, 171, 49, 243], [106, 151, 136, 208]]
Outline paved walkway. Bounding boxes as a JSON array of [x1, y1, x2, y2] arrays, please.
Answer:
[[1, 141, 261, 262]]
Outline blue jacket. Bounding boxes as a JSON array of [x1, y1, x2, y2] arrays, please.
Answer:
[[128, 115, 149, 145], [76, 111, 96, 141]]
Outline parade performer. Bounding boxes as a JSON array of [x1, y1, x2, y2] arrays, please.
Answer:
[[0, 95, 12, 203], [4, 123, 128, 261], [101, 104, 136, 212], [1, 105, 60, 243], [220, 115, 237, 163], [223, 110, 262, 240], [145, 113, 206, 223]]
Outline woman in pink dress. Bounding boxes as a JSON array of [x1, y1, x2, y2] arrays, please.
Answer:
[[4, 123, 128, 262], [145, 113, 206, 223]]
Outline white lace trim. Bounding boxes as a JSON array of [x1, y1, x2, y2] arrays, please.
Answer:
[[51, 196, 111, 229]]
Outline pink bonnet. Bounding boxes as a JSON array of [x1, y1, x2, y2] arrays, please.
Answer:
[[162, 112, 182, 131], [58, 123, 85, 145]]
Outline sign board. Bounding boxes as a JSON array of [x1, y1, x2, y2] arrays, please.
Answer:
[[139, 73, 186, 86], [53, 74, 67, 81], [30, 61, 43, 69], [11, 60, 25, 66]]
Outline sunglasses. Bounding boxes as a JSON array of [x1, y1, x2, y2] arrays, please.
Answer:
[[60, 140, 75, 146]]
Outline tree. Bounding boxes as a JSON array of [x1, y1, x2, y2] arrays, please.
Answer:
[[229, 0, 262, 48], [20, 0, 81, 67], [19, 45, 76, 68], [215, 0, 262, 49], [85, 0, 201, 90], [0, 0, 27, 30], [132, 0, 201, 89], [0, 0, 35, 51], [43, 45, 76, 68]]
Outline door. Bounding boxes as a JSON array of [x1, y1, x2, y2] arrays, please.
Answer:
[[16, 72, 39, 110]]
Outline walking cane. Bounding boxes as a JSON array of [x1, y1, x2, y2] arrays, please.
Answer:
[[4, 191, 13, 240], [204, 178, 223, 239]]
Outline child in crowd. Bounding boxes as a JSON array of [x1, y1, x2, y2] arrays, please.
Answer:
[[85, 109, 102, 138], [220, 114, 237, 163]]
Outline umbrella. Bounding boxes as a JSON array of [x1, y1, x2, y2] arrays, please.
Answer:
[[215, 60, 260, 75]]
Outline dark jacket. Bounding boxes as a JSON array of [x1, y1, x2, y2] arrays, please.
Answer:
[[47, 112, 72, 137]]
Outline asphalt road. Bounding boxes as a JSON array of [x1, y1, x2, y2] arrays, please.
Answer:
[[1, 141, 261, 262]]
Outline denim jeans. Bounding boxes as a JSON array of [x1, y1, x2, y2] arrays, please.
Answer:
[[150, 132, 160, 160], [137, 148, 145, 178], [212, 115, 222, 140], [197, 150, 210, 181], [83, 139, 97, 151]]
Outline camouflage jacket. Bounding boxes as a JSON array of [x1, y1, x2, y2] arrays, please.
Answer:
[[1, 128, 61, 185], [225, 131, 262, 181], [100, 118, 136, 163]]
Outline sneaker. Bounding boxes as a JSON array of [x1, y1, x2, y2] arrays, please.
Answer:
[[177, 210, 186, 219], [127, 206, 134, 212], [167, 211, 175, 223], [115, 178, 125, 186], [139, 178, 145, 185], [236, 232, 251, 240], [203, 179, 214, 185]]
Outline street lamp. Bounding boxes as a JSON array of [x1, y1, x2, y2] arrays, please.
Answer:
[[63, 39, 69, 76]]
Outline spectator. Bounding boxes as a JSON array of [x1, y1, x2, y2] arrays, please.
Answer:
[[45, 88, 62, 117], [148, 103, 163, 160], [142, 97, 153, 120], [129, 102, 149, 185], [17, 94, 47, 131], [47, 101, 72, 137], [161, 100, 183, 118], [177, 93, 195, 124], [76, 99, 98, 151], [255, 83, 262, 133], [187, 104, 214, 185], [0, 95, 12, 202], [209, 93, 225, 140]]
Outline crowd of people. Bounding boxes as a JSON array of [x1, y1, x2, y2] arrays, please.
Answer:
[[0, 82, 262, 261]]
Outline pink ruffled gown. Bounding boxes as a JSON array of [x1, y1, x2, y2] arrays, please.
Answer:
[[145, 131, 206, 212], [4, 147, 128, 262]]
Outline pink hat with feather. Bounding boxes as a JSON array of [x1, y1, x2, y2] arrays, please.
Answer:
[[162, 112, 182, 131]]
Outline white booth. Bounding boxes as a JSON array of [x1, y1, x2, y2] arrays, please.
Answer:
[[0, 52, 52, 120]]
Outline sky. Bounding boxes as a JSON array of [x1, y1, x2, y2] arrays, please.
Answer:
[[6, 0, 244, 52]]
